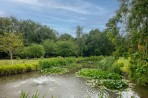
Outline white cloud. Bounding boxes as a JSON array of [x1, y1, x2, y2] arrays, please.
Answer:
[[48, 4, 89, 14], [10, 0, 105, 15], [11, 0, 42, 6]]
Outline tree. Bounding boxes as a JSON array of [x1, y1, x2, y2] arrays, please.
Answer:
[[56, 41, 78, 57], [75, 26, 84, 56], [43, 39, 56, 57], [0, 33, 23, 60], [85, 29, 114, 56], [58, 33, 74, 41], [23, 44, 45, 58], [106, 0, 148, 86]]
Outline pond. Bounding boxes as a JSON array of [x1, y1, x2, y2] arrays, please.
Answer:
[[0, 72, 148, 98]]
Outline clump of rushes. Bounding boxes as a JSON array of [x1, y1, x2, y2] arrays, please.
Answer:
[[0, 64, 38, 76], [76, 68, 122, 80], [38, 57, 76, 70], [20, 91, 45, 98]]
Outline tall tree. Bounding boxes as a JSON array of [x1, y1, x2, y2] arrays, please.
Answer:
[[75, 26, 84, 56], [85, 29, 114, 56], [106, 0, 148, 85]]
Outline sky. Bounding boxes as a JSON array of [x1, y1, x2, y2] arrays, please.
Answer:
[[0, 0, 119, 36]]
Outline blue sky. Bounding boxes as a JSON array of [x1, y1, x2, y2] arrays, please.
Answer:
[[0, 0, 119, 36]]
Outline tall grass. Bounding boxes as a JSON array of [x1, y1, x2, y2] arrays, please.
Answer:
[[39, 57, 77, 70], [0, 64, 38, 76]]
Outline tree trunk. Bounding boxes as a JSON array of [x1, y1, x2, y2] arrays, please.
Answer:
[[9, 50, 13, 65]]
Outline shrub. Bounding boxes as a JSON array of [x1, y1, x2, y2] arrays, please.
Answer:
[[23, 44, 45, 58], [56, 41, 78, 57], [112, 62, 123, 74], [43, 39, 56, 57]]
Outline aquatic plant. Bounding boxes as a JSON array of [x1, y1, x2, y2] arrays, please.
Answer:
[[76, 68, 122, 80]]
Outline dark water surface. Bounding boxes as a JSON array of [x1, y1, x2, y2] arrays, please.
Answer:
[[0, 72, 148, 98]]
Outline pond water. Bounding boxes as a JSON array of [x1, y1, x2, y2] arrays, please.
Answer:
[[0, 72, 148, 98]]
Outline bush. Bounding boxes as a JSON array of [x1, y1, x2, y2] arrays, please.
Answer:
[[43, 39, 56, 57], [112, 63, 123, 74], [23, 44, 45, 58], [56, 41, 78, 57], [129, 63, 148, 86]]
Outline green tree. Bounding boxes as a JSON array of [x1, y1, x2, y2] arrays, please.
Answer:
[[43, 39, 56, 57], [75, 26, 84, 56], [106, 0, 148, 85], [56, 41, 78, 57], [24, 44, 45, 58], [0, 33, 23, 60], [85, 29, 114, 56], [58, 33, 74, 41]]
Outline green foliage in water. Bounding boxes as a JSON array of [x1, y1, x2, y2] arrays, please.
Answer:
[[0, 64, 38, 76], [38, 57, 79, 74], [102, 80, 128, 90], [76, 68, 129, 90], [76, 68, 122, 80]]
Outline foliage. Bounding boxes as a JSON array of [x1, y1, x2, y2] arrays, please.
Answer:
[[97, 56, 116, 71], [58, 33, 74, 41], [20, 91, 45, 98], [84, 29, 114, 56], [39, 57, 76, 69], [76, 68, 122, 80], [42, 39, 56, 57], [106, 0, 148, 86], [56, 41, 78, 57], [0, 63, 38, 76], [0, 17, 56, 45], [23, 44, 45, 58], [0, 33, 23, 59], [75, 25, 85, 56], [82, 56, 104, 62], [102, 80, 128, 90]]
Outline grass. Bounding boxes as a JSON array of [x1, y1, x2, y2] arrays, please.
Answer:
[[0, 63, 38, 76], [0, 59, 40, 65]]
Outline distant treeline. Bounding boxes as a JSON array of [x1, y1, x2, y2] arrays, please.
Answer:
[[0, 17, 114, 59]]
